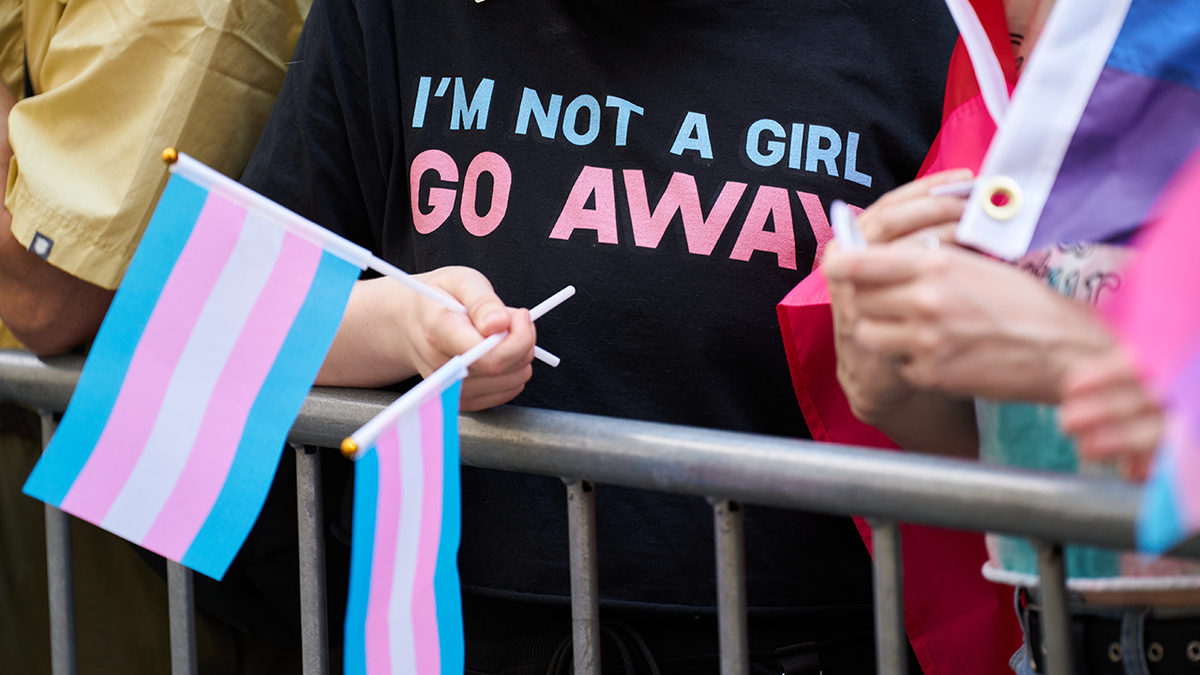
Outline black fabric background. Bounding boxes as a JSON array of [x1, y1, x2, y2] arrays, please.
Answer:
[[241, 0, 955, 615]]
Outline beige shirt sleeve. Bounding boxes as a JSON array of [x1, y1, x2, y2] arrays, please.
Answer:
[[6, 0, 309, 290]]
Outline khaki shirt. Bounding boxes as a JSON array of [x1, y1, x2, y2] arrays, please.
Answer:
[[3, 0, 309, 292]]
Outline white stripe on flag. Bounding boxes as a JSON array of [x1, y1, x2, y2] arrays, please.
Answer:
[[102, 212, 287, 542], [389, 412, 423, 675]]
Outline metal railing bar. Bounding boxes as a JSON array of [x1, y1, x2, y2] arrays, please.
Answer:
[[42, 407, 76, 675], [712, 500, 748, 675], [167, 561, 199, 675], [869, 519, 906, 675], [296, 444, 331, 675], [0, 351, 1184, 558], [1034, 541, 1073, 675], [565, 479, 601, 675]]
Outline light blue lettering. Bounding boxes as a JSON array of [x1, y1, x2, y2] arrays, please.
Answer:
[[843, 132, 873, 187], [413, 76, 432, 129], [670, 112, 713, 159], [563, 94, 601, 146], [746, 119, 786, 167], [788, 123, 805, 170], [805, 125, 842, 177], [604, 95, 644, 147], [451, 77, 495, 131], [515, 88, 563, 139], [434, 77, 451, 97]]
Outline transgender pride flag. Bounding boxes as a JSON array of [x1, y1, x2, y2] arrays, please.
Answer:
[[23, 153, 368, 580], [1102, 149, 1200, 554], [344, 358, 467, 675], [958, 0, 1200, 259]]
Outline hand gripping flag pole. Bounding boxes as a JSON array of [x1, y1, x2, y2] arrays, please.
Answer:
[[21, 149, 562, 581], [340, 285, 574, 675], [162, 149, 560, 367], [341, 284, 575, 458]]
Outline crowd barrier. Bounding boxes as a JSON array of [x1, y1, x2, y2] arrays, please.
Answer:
[[3, 349, 1195, 675]]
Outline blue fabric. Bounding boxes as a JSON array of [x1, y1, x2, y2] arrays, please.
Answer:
[[344, 446, 379, 675], [22, 175, 207, 506], [435, 380, 464, 675], [1108, 0, 1200, 91], [978, 400, 1121, 579]]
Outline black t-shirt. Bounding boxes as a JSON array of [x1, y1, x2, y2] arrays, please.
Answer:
[[243, 0, 954, 613]]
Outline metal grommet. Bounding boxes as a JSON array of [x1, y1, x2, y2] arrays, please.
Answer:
[[1186, 640, 1200, 662], [979, 175, 1023, 221], [1108, 642, 1123, 663], [1148, 641, 1164, 663]]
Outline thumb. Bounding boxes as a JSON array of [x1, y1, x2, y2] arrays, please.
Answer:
[[433, 266, 511, 337]]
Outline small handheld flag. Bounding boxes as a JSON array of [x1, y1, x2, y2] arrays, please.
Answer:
[[344, 363, 467, 675], [23, 152, 371, 579], [1101, 150, 1200, 554], [342, 285, 573, 675], [957, 0, 1200, 259]]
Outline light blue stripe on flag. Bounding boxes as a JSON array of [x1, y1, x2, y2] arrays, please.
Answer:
[[1139, 448, 1184, 553], [345, 446, 380, 675], [435, 380, 465, 675], [23, 175, 208, 506], [182, 250, 359, 578]]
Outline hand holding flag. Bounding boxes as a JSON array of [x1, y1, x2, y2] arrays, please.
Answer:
[[22, 150, 571, 581], [340, 284, 574, 675]]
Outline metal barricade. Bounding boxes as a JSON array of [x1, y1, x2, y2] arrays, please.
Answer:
[[5, 350, 1195, 675]]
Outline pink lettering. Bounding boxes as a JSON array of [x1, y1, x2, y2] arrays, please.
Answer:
[[410, 149, 459, 234], [623, 170, 746, 255], [729, 186, 796, 270], [549, 166, 618, 244], [796, 191, 832, 271], [460, 152, 512, 236]]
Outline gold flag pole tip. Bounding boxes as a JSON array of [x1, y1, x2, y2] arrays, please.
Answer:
[[162, 148, 179, 164], [340, 438, 358, 459]]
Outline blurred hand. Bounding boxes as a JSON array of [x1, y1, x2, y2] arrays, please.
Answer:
[[317, 265, 535, 411], [857, 168, 973, 246], [823, 169, 980, 456], [823, 244, 1112, 404], [1059, 348, 1163, 482]]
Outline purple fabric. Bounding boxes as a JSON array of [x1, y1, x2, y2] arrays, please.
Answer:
[[1032, 67, 1200, 250]]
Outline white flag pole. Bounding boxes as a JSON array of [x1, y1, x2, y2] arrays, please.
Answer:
[[341, 285, 576, 457]]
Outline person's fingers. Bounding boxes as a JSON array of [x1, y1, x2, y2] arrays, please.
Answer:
[[862, 194, 966, 244], [1062, 349, 1138, 400], [1121, 453, 1154, 483], [1077, 413, 1163, 459], [821, 246, 935, 287], [853, 317, 934, 358], [867, 168, 974, 212], [1059, 385, 1154, 437], [427, 266, 511, 337], [460, 374, 531, 412], [468, 309, 536, 378]]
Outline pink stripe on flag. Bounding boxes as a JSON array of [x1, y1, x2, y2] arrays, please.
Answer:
[[367, 429, 402, 675], [139, 233, 323, 559], [411, 395, 445, 675], [1170, 416, 1200, 526], [1106, 158, 1200, 384], [60, 195, 246, 519]]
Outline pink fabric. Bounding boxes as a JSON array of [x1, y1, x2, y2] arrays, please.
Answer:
[[139, 233, 324, 558], [412, 395, 446, 675], [367, 428, 402, 674], [60, 194, 246, 521], [776, 4, 1023, 672]]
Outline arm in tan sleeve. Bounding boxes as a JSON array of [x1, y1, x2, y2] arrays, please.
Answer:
[[0, 81, 113, 355]]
